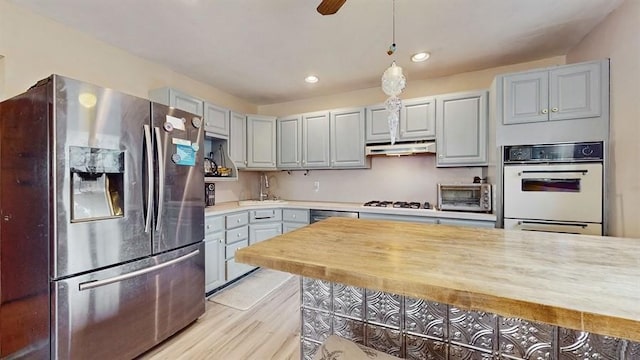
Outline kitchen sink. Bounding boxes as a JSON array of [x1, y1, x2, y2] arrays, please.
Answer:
[[238, 199, 288, 206]]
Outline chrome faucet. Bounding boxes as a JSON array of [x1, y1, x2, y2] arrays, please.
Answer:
[[259, 173, 269, 201]]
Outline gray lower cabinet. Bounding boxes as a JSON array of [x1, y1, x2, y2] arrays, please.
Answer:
[[205, 216, 225, 293], [437, 218, 495, 228], [249, 208, 283, 244], [247, 115, 277, 168], [435, 90, 488, 167], [330, 107, 366, 168], [283, 208, 310, 233], [225, 211, 254, 281], [359, 212, 437, 224]]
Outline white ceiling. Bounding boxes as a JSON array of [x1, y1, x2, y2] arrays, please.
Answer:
[[10, 0, 624, 105]]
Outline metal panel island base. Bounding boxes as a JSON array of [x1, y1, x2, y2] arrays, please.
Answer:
[[235, 218, 640, 359]]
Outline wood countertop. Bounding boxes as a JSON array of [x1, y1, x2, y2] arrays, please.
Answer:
[[235, 217, 640, 342]]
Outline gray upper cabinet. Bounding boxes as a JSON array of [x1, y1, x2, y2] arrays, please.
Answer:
[[277, 115, 302, 169], [436, 90, 488, 167], [204, 102, 230, 137], [365, 97, 435, 143], [400, 97, 436, 140], [330, 107, 366, 168], [229, 111, 247, 169], [302, 111, 331, 168], [246, 115, 277, 168], [503, 61, 601, 125], [149, 87, 204, 116]]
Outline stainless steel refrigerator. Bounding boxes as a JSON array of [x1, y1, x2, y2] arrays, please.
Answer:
[[0, 75, 205, 359]]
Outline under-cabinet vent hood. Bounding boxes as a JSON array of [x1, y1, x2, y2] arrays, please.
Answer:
[[365, 142, 436, 156]]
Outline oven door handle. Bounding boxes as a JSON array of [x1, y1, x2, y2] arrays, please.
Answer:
[[518, 169, 588, 176], [519, 220, 588, 228]]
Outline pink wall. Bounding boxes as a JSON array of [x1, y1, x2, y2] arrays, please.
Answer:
[[567, 0, 640, 238]]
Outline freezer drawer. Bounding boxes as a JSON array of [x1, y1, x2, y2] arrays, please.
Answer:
[[52, 243, 205, 360]]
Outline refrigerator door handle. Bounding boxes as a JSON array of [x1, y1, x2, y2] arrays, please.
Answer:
[[78, 249, 200, 291], [154, 127, 165, 231], [143, 125, 153, 233]]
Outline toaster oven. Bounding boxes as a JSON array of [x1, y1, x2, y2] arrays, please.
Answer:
[[437, 183, 492, 212]]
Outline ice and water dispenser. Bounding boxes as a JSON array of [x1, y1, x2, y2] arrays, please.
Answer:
[[69, 146, 125, 222]]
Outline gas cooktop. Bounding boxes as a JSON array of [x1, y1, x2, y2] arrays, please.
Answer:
[[363, 201, 432, 210]]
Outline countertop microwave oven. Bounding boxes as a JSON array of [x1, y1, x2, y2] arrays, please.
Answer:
[[437, 183, 492, 212]]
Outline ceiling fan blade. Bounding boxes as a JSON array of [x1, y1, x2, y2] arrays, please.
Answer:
[[317, 0, 347, 15]]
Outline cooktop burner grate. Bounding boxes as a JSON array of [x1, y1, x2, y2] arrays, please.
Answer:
[[363, 201, 431, 209]]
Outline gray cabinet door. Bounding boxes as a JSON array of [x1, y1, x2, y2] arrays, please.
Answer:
[[400, 97, 436, 140], [437, 218, 495, 228], [549, 62, 601, 121], [436, 90, 488, 166], [277, 115, 302, 168], [171, 89, 204, 116], [229, 112, 247, 168], [302, 111, 330, 168], [203, 102, 229, 137], [249, 222, 282, 245], [330, 107, 366, 168], [502, 70, 548, 125], [204, 232, 225, 292], [246, 115, 276, 168], [365, 104, 393, 143]]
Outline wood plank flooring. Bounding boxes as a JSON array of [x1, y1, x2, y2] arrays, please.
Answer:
[[138, 276, 301, 360]]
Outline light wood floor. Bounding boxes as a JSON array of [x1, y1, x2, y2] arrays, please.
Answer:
[[139, 275, 301, 360]]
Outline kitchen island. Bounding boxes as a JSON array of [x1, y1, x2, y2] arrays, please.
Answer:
[[235, 217, 640, 359]]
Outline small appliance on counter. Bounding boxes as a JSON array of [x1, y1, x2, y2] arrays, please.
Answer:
[[437, 183, 492, 212], [205, 183, 216, 206]]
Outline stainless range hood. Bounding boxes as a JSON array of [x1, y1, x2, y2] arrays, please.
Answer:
[[365, 141, 436, 156]]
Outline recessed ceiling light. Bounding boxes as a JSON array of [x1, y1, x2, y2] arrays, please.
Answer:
[[411, 52, 431, 62], [305, 75, 319, 84]]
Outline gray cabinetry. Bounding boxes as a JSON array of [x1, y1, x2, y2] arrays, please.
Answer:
[[204, 102, 230, 137], [437, 218, 495, 228], [224, 211, 254, 281], [365, 97, 435, 143], [247, 115, 277, 168], [330, 107, 366, 168], [149, 87, 204, 116], [436, 90, 488, 167], [283, 208, 310, 233], [502, 61, 602, 125], [249, 209, 282, 245], [229, 111, 247, 169], [359, 212, 437, 224], [302, 111, 331, 168], [204, 216, 225, 293], [277, 115, 303, 169]]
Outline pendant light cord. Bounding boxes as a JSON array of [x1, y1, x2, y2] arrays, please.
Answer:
[[392, 0, 396, 47]]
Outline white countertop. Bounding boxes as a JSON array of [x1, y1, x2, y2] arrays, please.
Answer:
[[205, 200, 497, 221]]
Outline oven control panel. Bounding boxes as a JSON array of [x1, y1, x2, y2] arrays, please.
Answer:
[[504, 141, 603, 163]]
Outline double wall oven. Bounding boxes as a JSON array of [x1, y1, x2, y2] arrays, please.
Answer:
[[502, 142, 604, 235]]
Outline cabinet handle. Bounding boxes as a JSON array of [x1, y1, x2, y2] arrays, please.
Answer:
[[551, 107, 559, 112], [244, 161, 247, 165], [219, 239, 224, 244], [541, 109, 548, 114], [237, 219, 241, 223], [292, 214, 296, 219], [237, 233, 241, 237]]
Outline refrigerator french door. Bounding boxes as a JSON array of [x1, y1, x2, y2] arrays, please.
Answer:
[[0, 75, 205, 359]]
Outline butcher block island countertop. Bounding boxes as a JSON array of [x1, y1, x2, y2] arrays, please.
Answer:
[[235, 217, 640, 342]]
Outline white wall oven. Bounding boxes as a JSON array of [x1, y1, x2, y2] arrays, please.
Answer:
[[502, 142, 604, 235]]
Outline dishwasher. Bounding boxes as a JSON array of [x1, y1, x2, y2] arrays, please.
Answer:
[[310, 209, 359, 223]]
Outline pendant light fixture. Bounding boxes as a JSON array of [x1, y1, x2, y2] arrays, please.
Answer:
[[381, 0, 406, 145]]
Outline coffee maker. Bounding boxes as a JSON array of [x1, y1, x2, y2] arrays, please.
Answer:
[[205, 183, 215, 206]]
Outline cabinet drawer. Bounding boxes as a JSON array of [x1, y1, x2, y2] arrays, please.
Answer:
[[226, 212, 249, 228], [225, 239, 249, 260], [205, 216, 224, 235], [226, 258, 255, 281], [226, 226, 248, 244], [249, 209, 282, 223], [282, 209, 309, 224], [283, 222, 307, 233]]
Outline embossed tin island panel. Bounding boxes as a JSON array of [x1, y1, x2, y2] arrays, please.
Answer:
[[300, 277, 640, 360]]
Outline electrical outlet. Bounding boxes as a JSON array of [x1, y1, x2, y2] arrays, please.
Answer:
[[313, 181, 320, 192]]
